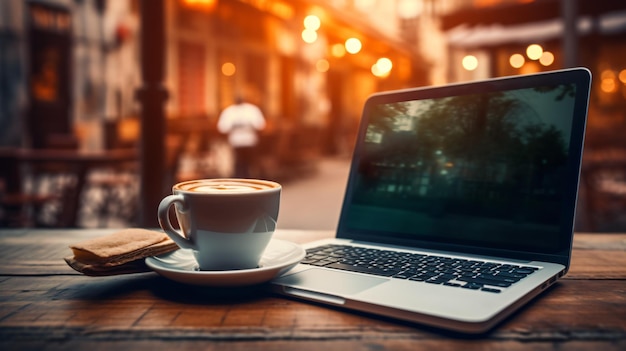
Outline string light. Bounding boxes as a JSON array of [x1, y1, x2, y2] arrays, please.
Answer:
[[526, 44, 543, 60], [303, 15, 320, 30], [539, 51, 554, 66], [462, 55, 478, 71], [510, 54, 525, 68], [345, 38, 362, 54], [301, 29, 317, 43], [221, 62, 236, 76]]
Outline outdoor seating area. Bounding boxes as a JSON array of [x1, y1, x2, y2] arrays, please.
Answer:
[[0, 122, 329, 229], [0, 146, 138, 228], [1, 1, 626, 350]]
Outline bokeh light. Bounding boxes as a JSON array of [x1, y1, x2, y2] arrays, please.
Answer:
[[526, 44, 543, 60], [601, 69, 617, 93], [301, 29, 317, 43], [316, 59, 329, 73], [509, 53, 525, 68], [221, 62, 236, 76], [462, 55, 478, 71], [331, 43, 346, 57], [539, 51, 554, 66], [372, 57, 393, 77], [376, 57, 392, 73], [618, 69, 626, 84], [303, 15, 320, 30], [371, 63, 384, 77], [345, 38, 362, 54]]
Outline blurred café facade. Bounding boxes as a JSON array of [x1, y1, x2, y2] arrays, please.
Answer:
[[0, 0, 429, 227], [0, 0, 429, 173], [1, 0, 626, 230]]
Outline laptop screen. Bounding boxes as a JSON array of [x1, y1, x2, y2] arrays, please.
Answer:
[[338, 69, 591, 261]]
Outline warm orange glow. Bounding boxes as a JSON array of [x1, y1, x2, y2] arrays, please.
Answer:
[[301, 29, 317, 43], [316, 59, 329, 73], [331, 43, 346, 57], [474, 0, 504, 7], [462, 55, 478, 71], [520, 61, 540, 75], [601, 78, 617, 93], [397, 0, 422, 19], [345, 38, 362, 54], [539, 51, 554, 66], [600, 70, 617, 93], [269, 1, 294, 20], [509, 53, 525, 68], [355, 0, 376, 10], [181, 0, 217, 11], [221, 62, 236, 76], [526, 44, 543, 60], [619, 69, 626, 84], [237, 0, 294, 20], [601, 69, 616, 80]]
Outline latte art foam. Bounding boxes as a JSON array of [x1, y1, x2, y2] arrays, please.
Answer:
[[176, 179, 278, 193]]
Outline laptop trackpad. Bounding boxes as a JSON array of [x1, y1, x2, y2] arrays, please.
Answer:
[[275, 268, 387, 296]]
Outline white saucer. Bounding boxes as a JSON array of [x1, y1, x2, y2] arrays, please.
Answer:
[[145, 239, 305, 287]]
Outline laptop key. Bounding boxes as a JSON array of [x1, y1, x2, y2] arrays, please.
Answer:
[[301, 245, 540, 293], [487, 274, 521, 283], [462, 283, 483, 290], [493, 271, 526, 280], [481, 287, 502, 293], [458, 276, 512, 288], [513, 268, 537, 275], [310, 259, 340, 266], [392, 273, 413, 279], [324, 262, 401, 277]]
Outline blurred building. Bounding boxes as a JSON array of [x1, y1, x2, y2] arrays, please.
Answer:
[[439, 0, 626, 146], [3, 0, 626, 230], [0, 0, 428, 157], [165, 0, 428, 165], [0, 0, 141, 150]]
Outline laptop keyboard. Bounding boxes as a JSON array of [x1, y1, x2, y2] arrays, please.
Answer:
[[302, 244, 539, 293]]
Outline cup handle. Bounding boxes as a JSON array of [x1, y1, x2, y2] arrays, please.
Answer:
[[157, 194, 194, 249]]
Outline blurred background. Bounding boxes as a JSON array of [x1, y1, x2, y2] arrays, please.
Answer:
[[1, 0, 625, 232]]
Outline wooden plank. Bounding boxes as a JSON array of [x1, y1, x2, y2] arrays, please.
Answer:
[[0, 230, 625, 350], [0, 275, 624, 340], [1, 231, 625, 279], [1, 340, 626, 351], [0, 229, 327, 275]]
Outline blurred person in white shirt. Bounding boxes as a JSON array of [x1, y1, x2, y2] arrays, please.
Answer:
[[217, 95, 266, 178]]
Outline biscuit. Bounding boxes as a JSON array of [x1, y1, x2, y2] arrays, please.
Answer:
[[66, 228, 179, 275]]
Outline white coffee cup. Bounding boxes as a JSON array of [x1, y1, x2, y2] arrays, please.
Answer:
[[157, 178, 281, 270]]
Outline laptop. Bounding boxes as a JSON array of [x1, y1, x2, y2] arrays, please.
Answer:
[[271, 67, 592, 333]]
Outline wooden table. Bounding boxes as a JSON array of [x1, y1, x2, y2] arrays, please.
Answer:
[[0, 229, 625, 350]]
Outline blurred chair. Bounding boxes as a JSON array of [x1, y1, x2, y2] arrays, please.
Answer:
[[0, 149, 57, 227], [0, 134, 79, 227], [79, 120, 139, 227], [80, 165, 138, 227], [28, 134, 81, 227], [581, 148, 626, 232]]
